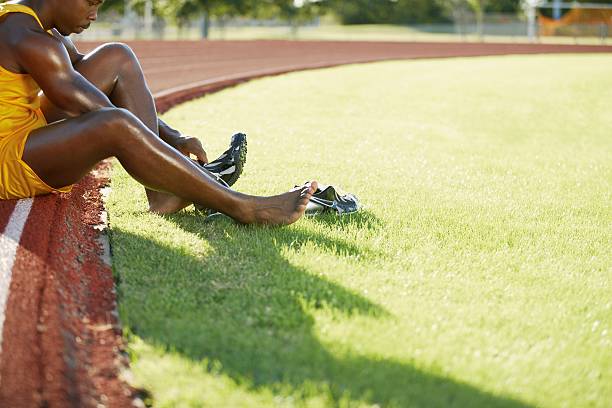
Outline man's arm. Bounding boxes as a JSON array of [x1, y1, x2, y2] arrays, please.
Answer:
[[158, 119, 181, 145], [159, 119, 208, 163], [51, 29, 85, 66], [15, 22, 111, 116], [16, 20, 207, 161], [48, 29, 206, 162], [50, 30, 173, 137], [44, 34, 188, 154]]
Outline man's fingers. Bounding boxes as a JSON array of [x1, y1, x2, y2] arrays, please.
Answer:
[[197, 150, 208, 164], [189, 140, 208, 164]]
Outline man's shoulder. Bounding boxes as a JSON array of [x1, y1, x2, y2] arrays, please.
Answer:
[[0, 12, 54, 72], [1, 12, 54, 50], [1, 15, 65, 75], [6, 15, 58, 50], [1, 11, 42, 33]]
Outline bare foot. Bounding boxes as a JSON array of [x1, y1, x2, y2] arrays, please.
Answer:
[[148, 192, 191, 215], [244, 181, 318, 225]]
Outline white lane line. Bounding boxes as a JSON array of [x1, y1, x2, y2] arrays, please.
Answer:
[[0, 198, 34, 351]]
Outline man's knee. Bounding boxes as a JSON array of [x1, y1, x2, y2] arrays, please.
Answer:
[[104, 42, 136, 59], [95, 106, 130, 124], [93, 108, 139, 139], [98, 108, 154, 148], [96, 42, 139, 73]]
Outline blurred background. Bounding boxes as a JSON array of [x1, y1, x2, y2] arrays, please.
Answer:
[[3, 0, 611, 43], [68, 0, 612, 44]]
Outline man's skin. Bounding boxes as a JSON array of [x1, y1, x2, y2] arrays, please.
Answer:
[[0, 0, 317, 225]]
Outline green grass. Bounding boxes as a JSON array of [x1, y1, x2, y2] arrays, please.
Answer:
[[107, 55, 612, 407]]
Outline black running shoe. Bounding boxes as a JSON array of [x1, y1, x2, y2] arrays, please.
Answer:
[[195, 133, 247, 215], [202, 133, 247, 187], [305, 184, 360, 215]]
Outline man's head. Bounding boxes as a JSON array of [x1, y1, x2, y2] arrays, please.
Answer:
[[49, 0, 103, 35]]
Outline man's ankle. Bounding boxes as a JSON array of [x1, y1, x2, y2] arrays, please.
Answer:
[[231, 196, 257, 224], [148, 197, 188, 214]]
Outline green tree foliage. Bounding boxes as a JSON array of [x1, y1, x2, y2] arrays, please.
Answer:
[[332, 0, 446, 24], [466, 0, 487, 36], [435, 0, 523, 35], [101, 0, 126, 12], [155, 0, 254, 36], [258, 0, 330, 23], [110, 0, 252, 21], [485, 0, 519, 13], [99, 0, 612, 28]]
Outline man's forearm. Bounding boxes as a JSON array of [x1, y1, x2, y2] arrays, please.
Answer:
[[58, 75, 114, 116], [157, 118, 208, 163], [158, 118, 182, 146]]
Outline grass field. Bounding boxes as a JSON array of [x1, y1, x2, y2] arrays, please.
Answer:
[[107, 55, 612, 407]]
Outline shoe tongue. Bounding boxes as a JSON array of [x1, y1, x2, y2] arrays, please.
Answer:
[[313, 185, 336, 201]]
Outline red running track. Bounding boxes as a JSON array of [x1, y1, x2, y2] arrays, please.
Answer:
[[0, 39, 611, 407]]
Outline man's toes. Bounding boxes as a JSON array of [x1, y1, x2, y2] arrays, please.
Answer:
[[299, 181, 317, 198]]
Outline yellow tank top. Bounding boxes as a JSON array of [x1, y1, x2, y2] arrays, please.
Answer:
[[0, 3, 52, 141]]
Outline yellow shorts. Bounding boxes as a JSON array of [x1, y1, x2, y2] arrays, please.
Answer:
[[0, 121, 73, 200]]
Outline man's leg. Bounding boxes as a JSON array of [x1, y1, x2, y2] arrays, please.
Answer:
[[40, 42, 189, 214], [22, 108, 316, 225]]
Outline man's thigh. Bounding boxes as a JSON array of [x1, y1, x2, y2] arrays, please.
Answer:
[[23, 111, 116, 188]]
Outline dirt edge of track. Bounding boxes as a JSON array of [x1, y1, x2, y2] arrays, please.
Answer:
[[0, 162, 139, 407]]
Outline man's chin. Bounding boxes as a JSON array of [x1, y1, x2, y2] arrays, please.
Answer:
[[57, 26, 85, 35]]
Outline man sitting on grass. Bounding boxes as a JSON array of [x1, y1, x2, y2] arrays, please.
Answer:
[[0, 0, 316, 225]]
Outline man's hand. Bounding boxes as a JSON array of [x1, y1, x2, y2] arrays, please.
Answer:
[[158, 119, 208, 164], [173, 135, 208, 164]]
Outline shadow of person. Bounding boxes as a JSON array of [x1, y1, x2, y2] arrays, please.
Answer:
[[111, 210, 530, 407], [304, 209, 385, 231]]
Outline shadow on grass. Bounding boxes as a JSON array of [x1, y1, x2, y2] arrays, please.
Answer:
[[305, 210, 385, 231], [111, 210, 530, 407]]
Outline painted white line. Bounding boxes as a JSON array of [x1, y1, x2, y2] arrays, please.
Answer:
[[0, 198, 34, 351]]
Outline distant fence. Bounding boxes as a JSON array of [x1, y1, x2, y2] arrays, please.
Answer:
[[410, 23, 528, 37], [72, 12, 610, 43]]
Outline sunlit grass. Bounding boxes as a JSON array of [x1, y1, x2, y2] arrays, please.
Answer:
[[108, 55, 612, 407]]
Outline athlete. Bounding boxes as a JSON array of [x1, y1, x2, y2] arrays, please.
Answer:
[[0, 0, 317, 225]]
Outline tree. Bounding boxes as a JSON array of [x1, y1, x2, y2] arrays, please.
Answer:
[[437, 0, 517, 37], [331, 0, 445, 25], [101, 0, 128, 13], [485, 0, 520, 13], [331, 0, 525, 24], [466, 0, 487, 38], [157, 0, 253, 38], [246, 0, 330, 37], [389, 0, 446, 24]]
